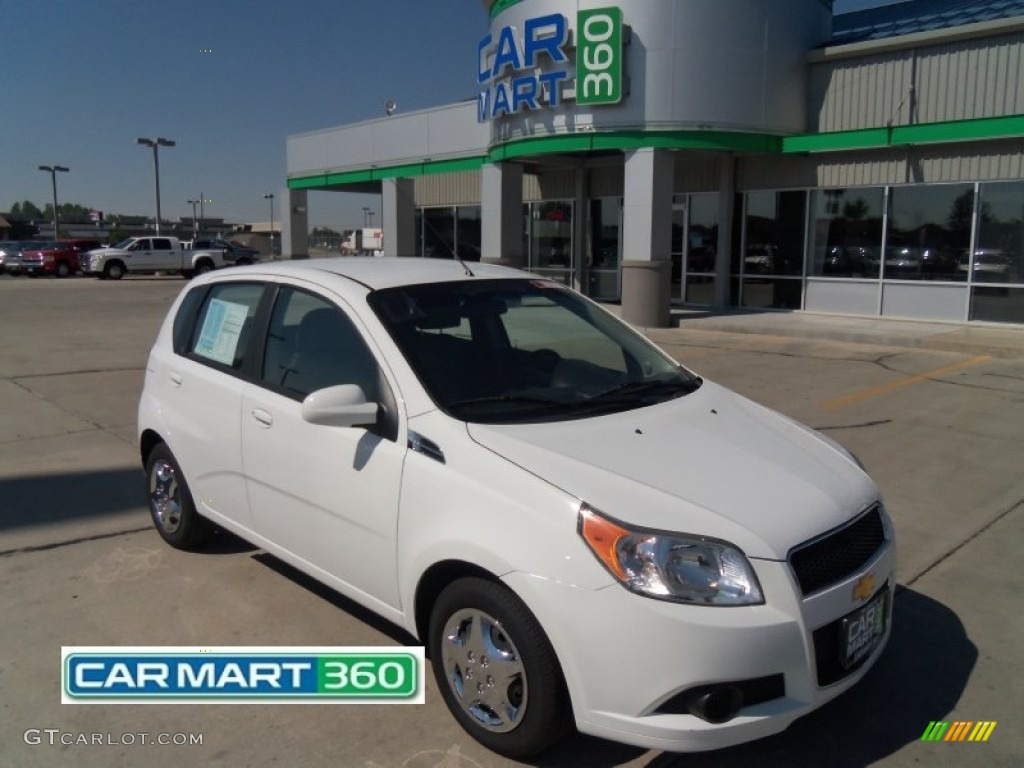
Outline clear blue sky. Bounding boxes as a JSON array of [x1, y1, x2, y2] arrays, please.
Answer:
[[1, 0, 904, 232]]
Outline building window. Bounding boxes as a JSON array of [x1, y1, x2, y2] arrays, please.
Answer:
[[810, 188, 884, 278], [422, 207, 455, 259], [456, 206, 482, 261], [970, 181, 1024, 323], [884, 183, 972, 281]]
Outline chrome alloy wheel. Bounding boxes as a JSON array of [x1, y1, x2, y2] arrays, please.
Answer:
[[149, 459, 182, 534], [441, 608, 528, 733]]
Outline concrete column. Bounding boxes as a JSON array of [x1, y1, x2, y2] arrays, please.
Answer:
[[382, 178, 415, 257], [714, 156, 736, 307], [481, 162, 524, 268], [281, 188, 308, 260], [621, 148, 674, 327]]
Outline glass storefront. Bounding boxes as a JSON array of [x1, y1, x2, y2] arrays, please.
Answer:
[[412, 180, 1024, 324], [885, 183, 972, 281], [810, 188, 884, 278]]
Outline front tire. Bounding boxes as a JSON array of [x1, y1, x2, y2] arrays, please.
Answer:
[[56, 261, 71, 277], [428, 578, 572, 759], [103, 261, 125, 280], [145, 443, 212, 549]]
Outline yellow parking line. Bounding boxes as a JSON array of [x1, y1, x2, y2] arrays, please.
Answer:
[[819, 355, 992, 411]]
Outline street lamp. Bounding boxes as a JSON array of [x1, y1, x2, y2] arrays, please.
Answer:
[[362, 206, 370, 227], [187, 199, 200, 239], [367, 210, 375, 228], [263, 193, 275, 259], [38, 165, 69, 238], [136, 137, 175, 234]]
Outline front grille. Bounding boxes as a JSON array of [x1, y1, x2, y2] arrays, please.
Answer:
[[789, 506, 885, 596]]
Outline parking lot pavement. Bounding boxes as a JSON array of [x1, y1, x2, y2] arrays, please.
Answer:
[[1, 276, 1021, 767]]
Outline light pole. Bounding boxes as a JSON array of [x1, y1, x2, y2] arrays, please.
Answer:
[[187, 199, 200, 239], [136, 137, 175, 234], [362, 206, 370, 227], [38, 165, 69, 238], [264, 193, 275, 259], [367, 210, 375, 228]]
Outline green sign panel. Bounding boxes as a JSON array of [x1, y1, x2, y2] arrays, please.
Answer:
[[576, 7, 623, 106]]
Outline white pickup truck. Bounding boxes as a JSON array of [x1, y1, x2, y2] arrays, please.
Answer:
[[81, 236, 228, 280]]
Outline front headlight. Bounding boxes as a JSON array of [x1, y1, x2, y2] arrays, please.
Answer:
[[579, 505, 763, 606]]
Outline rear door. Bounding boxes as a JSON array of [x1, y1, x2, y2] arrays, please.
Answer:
[[152, 280, 268, 530]]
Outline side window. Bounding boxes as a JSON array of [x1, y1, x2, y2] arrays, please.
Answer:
[[172, 286, 208, 355], [261, 287, 380, 402], [189, 283, 265, 371], [153, 238, 173, 251], [128, 240, 144, 251]]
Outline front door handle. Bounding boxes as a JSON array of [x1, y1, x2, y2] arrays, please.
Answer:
[[169, 372, 183, 387], [251, 408, 273, 427]]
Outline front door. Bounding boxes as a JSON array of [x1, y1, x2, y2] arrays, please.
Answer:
[[240, 284, 405, 610]]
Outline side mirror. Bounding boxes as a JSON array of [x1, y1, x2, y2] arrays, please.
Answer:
[[301, 384, 378, 428]]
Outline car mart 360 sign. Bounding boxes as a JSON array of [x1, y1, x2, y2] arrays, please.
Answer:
[[477, 6, 623, 121]]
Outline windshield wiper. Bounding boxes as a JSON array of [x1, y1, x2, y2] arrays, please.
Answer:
[[586, 377, 703, 402], [446, 393, 567, 409]]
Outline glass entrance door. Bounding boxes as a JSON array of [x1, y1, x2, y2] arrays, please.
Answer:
[[528, 201, 574, 286], [588, 197, 622, 300]]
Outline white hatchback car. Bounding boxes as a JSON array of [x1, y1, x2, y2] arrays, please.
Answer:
[[139, 257, 894, 758]]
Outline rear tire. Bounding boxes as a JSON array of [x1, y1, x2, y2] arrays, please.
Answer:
[[194, 259, 214, 275], [428, 578, 572, 759], [145, 443, 213, 550]]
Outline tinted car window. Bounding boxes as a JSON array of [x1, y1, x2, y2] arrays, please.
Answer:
[[261, 287, 381, 403]]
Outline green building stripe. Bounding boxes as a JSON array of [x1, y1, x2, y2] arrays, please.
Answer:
[[489, 0, 523, 19], [288, 156, 485, 189], [488, 130, 783, 161], [783, 114, 1024, 153], [287, 115, 1024, 189]]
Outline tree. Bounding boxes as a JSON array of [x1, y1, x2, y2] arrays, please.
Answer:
[[10, 200, 43, 219]]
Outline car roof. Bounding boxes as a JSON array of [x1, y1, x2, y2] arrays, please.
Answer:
[[214, 256, 532, 292]]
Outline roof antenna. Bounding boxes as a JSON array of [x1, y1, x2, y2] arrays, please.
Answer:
[[453, 248, 475, 277]]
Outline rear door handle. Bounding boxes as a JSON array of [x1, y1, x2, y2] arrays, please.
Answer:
[[251, 408, 273, 427]]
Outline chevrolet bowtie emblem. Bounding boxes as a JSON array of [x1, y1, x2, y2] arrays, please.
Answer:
[[852, 573, 876, 602]]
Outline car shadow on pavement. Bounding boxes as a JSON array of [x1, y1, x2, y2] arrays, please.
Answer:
[[0, 467, 145, 533], [250, 552, 420, 647], [530, 586, 976, 768]]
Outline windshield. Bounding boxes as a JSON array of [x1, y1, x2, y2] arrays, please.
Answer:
[[113, 238, 136, 250], [369, 279, 701, 423]]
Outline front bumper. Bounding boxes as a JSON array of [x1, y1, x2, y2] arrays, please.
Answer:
[[502, 541, 895, 752]]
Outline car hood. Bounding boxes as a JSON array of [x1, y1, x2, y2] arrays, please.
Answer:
[[466, 381, 878, 560]]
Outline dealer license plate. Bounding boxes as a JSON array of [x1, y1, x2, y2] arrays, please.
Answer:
[[840, 588, 888, 669]]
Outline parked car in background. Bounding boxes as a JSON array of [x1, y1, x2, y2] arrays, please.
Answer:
[[81, 236, 227, 279], [139, 257, 895, 759], [959, 249, 1012, 283], [16, 241, 81, 277], [192, 238, 261, 266]]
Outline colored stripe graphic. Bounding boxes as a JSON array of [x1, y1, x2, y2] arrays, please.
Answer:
[[922, 721, 997, 742], [969, 722, 997, 742], [946, 721, 972, 741]]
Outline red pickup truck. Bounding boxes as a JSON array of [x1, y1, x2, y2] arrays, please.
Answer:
[[15, 241, 83, 277]]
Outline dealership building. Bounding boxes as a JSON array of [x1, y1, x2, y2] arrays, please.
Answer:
[[283, 0, 1024, 326]]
